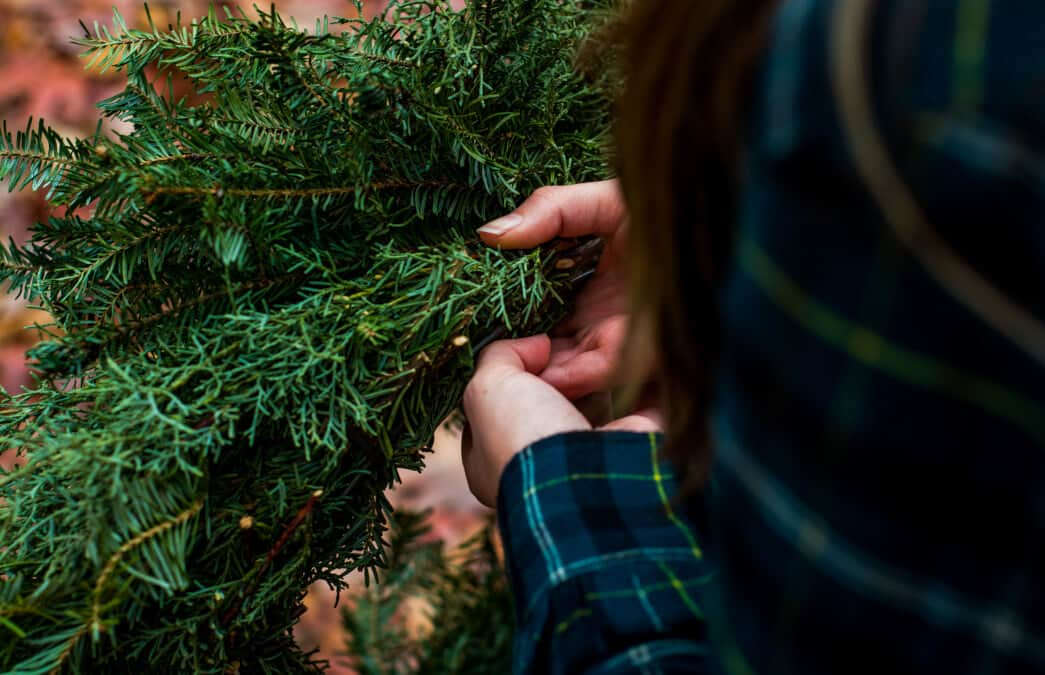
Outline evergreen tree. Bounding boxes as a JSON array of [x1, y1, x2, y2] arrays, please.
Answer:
[[0, 1, 614, 671]]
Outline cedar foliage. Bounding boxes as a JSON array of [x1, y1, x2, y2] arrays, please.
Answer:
[[0, 1, 614, 671]]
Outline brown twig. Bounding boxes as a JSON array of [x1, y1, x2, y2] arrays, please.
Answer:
[[139, 152, 218, 167], [0, 258, 40, 275], [48, 623, 90, 675], [220, 489, 323, 627], [115, 272, 303, 334], [143, 178, 461, 201], [0, 150, 73, 166]]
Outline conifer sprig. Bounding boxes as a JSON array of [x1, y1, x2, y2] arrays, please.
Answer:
[[0, 1, 614, 672]]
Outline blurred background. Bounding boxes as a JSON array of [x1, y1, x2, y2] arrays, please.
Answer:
[[0, 1, 482, 671]]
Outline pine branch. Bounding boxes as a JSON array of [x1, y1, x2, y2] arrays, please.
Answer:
[[0, 258, 40, 275], [220, 490, 323, 628], [91, 499, 205, 632], [142, 179, 464, 201], [139, 152, 217, 167], [50, 624, 91, 675], [77, 8, 260, 74], [0, 1, 617, 671], [0, 150, 73, 167]]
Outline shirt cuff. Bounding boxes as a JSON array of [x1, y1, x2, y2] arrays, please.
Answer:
[[497, 430, 705, 617]]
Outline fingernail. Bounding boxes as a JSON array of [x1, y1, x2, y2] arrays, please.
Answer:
[[478, 213, 523, 236]]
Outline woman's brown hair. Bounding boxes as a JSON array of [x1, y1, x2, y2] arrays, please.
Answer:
[[613, 1, 777, 482]]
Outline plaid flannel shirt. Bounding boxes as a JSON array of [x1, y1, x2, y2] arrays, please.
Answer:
[[498, 0, 1045, 673], [498, 431, 711, 674]]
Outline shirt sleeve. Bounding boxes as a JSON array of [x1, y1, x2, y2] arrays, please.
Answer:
[[708, 0, 1045, 673], [496, 430, 713, 674]]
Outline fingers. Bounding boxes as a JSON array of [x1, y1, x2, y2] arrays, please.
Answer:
[[462, 336, 591, 506], [550, 272, 628, 336], [462, 335, 663, 506], [474, 333, 551, 376], [541, 317, 626, 400], [477, 180, 626, 249], [540, 349, 614, 400], [600, 408, 664, 433]]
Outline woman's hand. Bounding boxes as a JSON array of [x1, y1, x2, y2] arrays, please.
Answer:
[[462, 181, 661, 507], [462, 335, 661, 507], [477, 180, 629, 400]]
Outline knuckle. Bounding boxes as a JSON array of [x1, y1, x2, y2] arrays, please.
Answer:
[[462, 376, 484, 410], [475, 339, 509, 364], [529, 185, 562, 205]]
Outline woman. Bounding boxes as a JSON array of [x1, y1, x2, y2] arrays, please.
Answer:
[[464, 1, 1045, 673]]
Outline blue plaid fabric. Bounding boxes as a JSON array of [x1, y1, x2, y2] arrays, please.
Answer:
[[499, 0, 1045, 673], [497, 431, 711, 674]]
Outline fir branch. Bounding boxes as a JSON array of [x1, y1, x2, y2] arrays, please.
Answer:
[[263, 490, 323, 569], [69, 224, 182, 295], [102, 80, 205, 153], [210, 116, 299, 147], [139, 152, 217, 167], [220, 489, 323, 628], [143, 179, 466, 201], [122, 82, 175, 128], [352, 52, 421, 71], [77, 11, 260, 73], [0, 150, 73, 167], [342, 512, 514, 674], [0, 258, 40, 275], [84, 153, 247, 201], [0, 0, 617, 670], [90, 498, 205, 631], [296, 55, 346, 117], [50, 624, 91, 675], [108, 272, 305, 337]]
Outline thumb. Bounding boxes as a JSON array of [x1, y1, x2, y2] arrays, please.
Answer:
[[474, 333, 552, 376], [477, 180, 625, 249]]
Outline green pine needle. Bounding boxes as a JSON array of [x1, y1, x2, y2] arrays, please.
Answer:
[[0, 1, 617, 672]]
